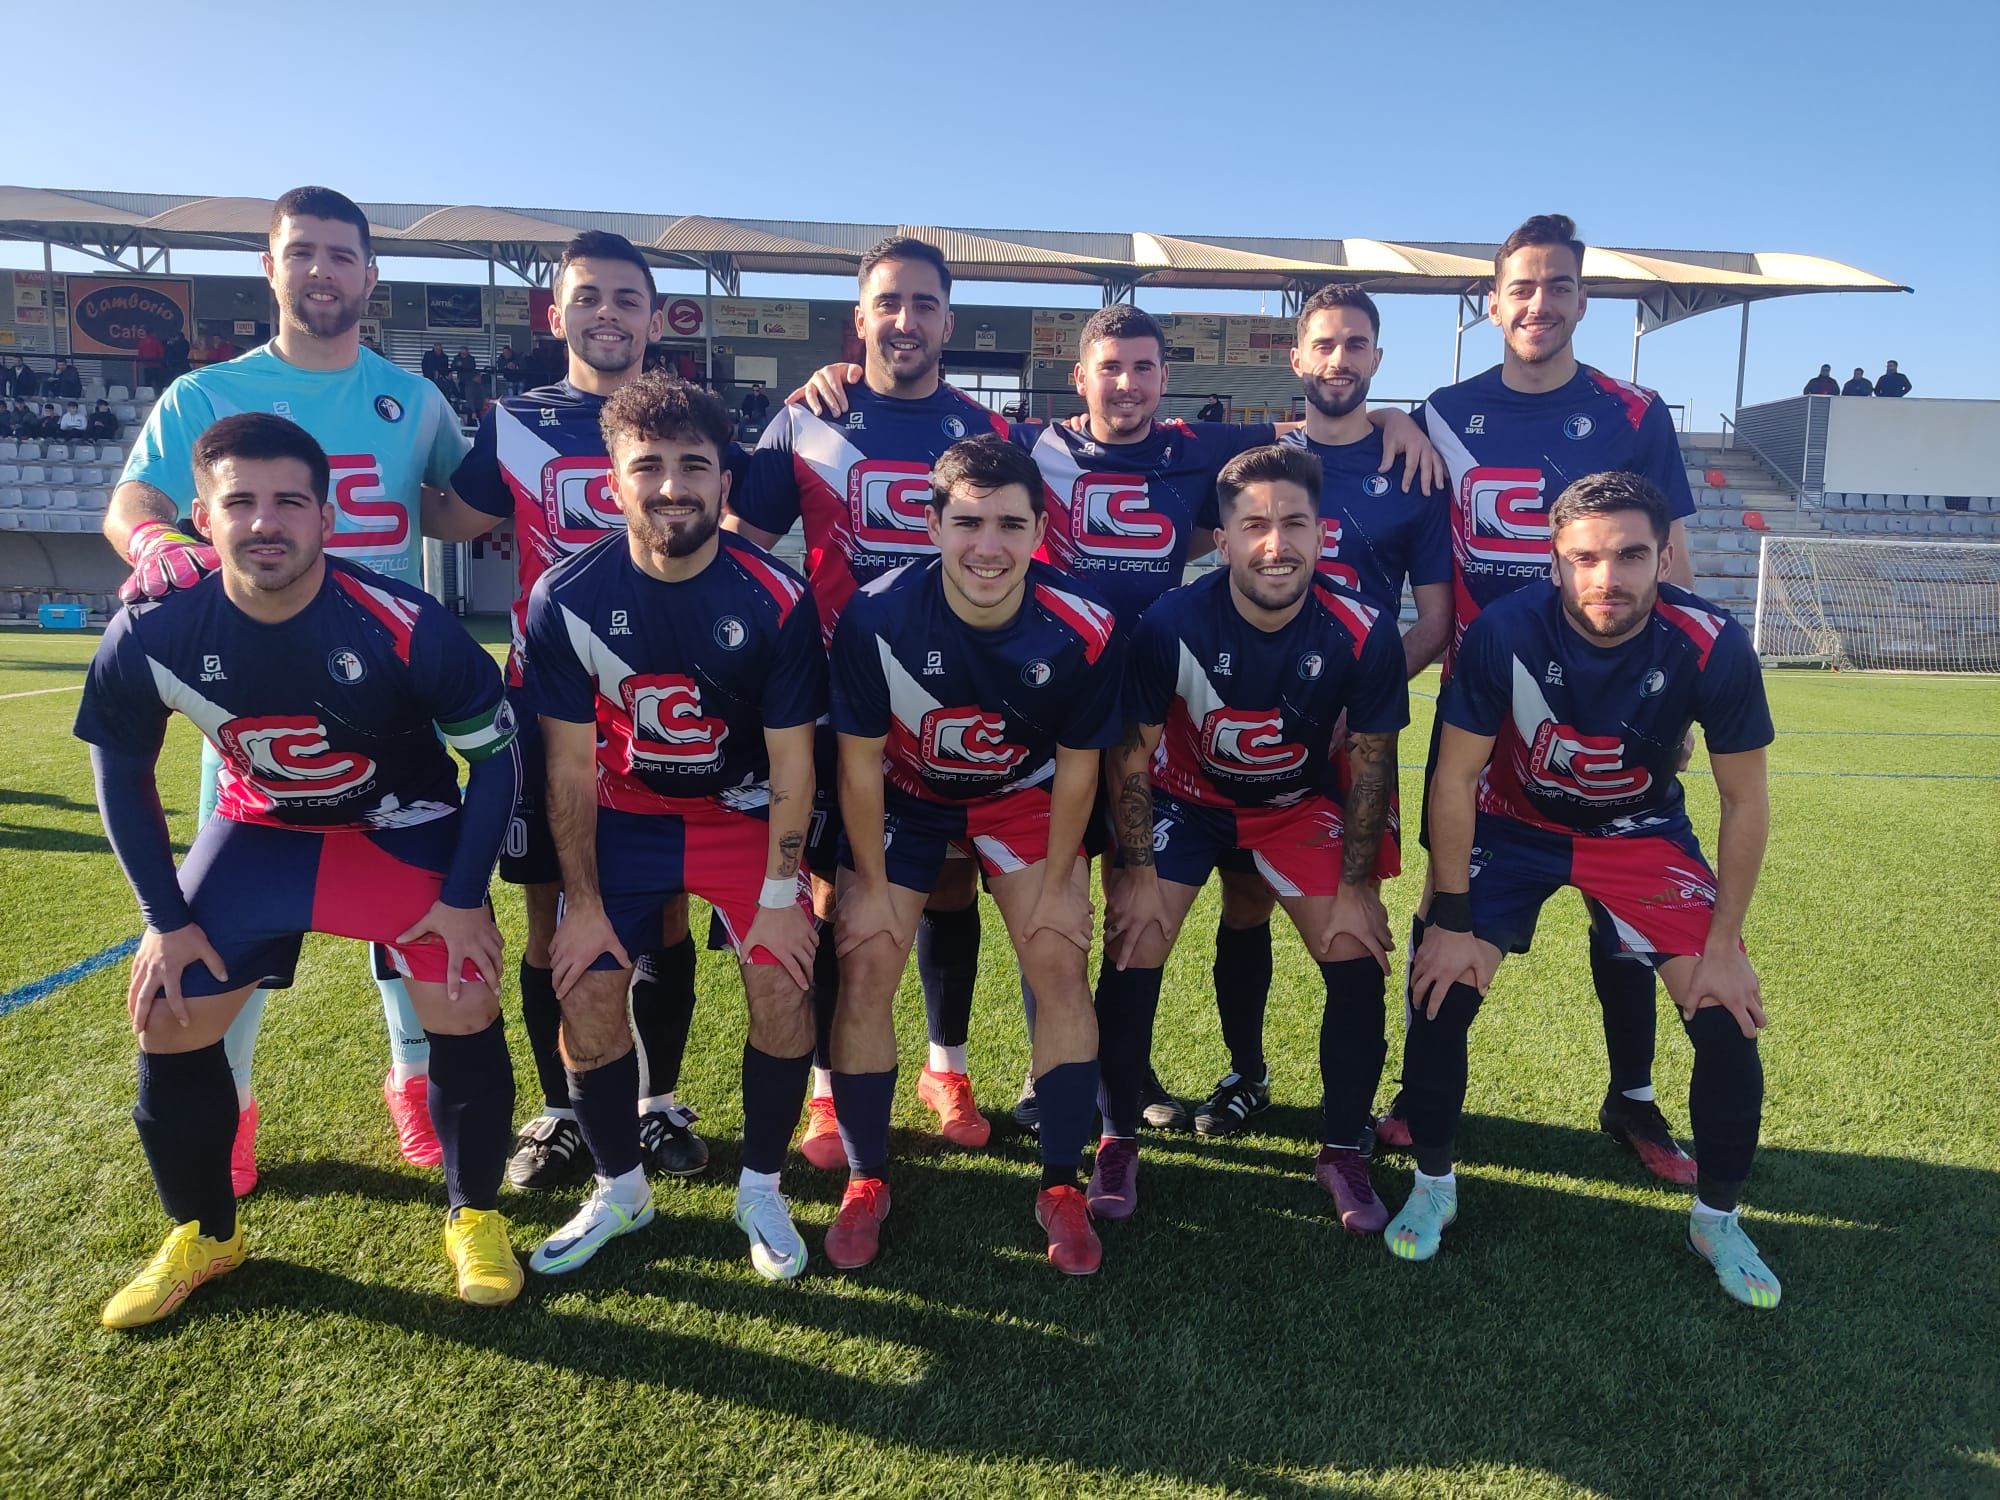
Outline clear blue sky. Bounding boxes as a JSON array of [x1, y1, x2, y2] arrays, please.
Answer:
[[6, 0, 1994, 422]]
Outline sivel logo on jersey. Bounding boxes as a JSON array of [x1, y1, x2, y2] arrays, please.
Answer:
[[323, 455, 408, 558], [622, 675, 728, 768], [1199, 708, 1307, 779], [1527, 720, 1653, 802], [1460, 466, 1551, 564], [543, 455, 623, 548], [219, 715, 377, 798], [1317, 516, 1361, 592], [849, 460, 935, 553], [919, 707, 1027, 776], [1070, 473, 1174, 559]]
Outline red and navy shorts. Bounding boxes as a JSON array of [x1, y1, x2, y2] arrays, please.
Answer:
[[582, 801, 808, 971], [846, 782, 1076, 892], [173, 814, 482, 998], [1138, 787, 1361, 896], [1469, 813, 1720, 967]]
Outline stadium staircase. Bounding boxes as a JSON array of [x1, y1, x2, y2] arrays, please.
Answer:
[[1677, 432, 1822, 624]]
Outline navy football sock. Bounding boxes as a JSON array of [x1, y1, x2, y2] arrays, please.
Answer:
[[741, 1044, 812, 1176], [1317, 956, 1387, 1147], [810, 927, 840, 1072], [426, 1020, 514, 1211], [1590, 922, 1657, 1096], [1034, 1059, 1100, 1188], [631, 938, 698, 1100], [1402, 976, 1485, 1179], [566, 1050, 642, 1180], [1685, 1004, 1763, 1193], [133, 1042, 237, 1240], [917, 906, 979, 1048], [1094, 963, 1164, 1137], [1215, 920, 1274, 1081], [518, 960, 568, 1112], [830, 1067, 897, 1179]]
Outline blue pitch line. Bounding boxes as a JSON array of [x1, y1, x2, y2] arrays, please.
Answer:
[[1687, 769, 2000, 781], [0, 937, 138, 1018]]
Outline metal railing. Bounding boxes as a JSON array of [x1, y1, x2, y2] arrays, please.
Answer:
[[1717, 412, 1814, 509], [1017, 389, 1689, 430]]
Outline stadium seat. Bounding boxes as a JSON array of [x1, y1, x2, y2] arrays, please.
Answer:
[[115, 404, 138, 423], [18, 466, 46, 485], [1705, 468, 1727, 488], [14, 442, 40, 460], [0, 441, 14, 460], [50, 466, 75, 485], [20, 488, 51, 511], [1744, 511, 1769, 531], [50, 489, 78, 511], [0, 465, 17, 486], [97, 443, 122, 464], [106, 385, 129, 401], [44, 443, 69, 461], [135, 386, 156, 401], [69, 443, 95, 462]]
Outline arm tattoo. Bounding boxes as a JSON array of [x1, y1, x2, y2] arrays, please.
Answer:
[[1116, 771, 1155, 868], [1341, 731, 1395, 886], [777, 830, 805, 878]]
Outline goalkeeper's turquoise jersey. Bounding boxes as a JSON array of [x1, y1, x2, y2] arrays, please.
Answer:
[[121, 344, 469, 585]]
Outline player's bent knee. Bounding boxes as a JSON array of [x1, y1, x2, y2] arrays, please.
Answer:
[[138, 986, 256, 1053], [744, 967, 813, 1055], [1019, 931, 1088, 999], [1413, 980, 1484, 1036], [407, 979, 500, 1034]]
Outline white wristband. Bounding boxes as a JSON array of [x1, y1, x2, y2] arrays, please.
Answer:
[[758, 875, 799, 910]]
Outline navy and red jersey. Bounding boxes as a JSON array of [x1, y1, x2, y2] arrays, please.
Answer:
[[1279, 427, 1450, 614], [522, 531, 824, 814], [830, 558, 1122, 804], [1415, 364, 1696, 670], [452, 381, 617, 685], [1125, 569, 1409, 810], [1013, 418, 1274, 622], [75, 559, 513, 831], [1440, 580, 1773, 838], [729, 383, 1007, 638]]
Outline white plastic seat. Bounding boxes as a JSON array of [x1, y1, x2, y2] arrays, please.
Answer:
[[0, 465, 18, 485], [106, 384, 130, 401], [50, 465, 76, 484], [68, 443, 94, 462], [50, 489, 79, 510], [20, 487, 52, 509], [96, 443, 123, 464], [80, 489, 110, 513], [18, 465, 47, 485], [14, 442, 40, 460], [0, 441, 14, 460], [115, 404, 138, 423], [49, 511, 82, 532], [135, 386, 156, 401], [44, 443, 68, 461]]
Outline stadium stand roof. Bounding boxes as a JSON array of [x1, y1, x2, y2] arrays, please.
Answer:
[[0, 185, 1909, 392]]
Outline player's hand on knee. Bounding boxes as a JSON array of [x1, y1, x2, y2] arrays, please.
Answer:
[[1326, 880, 1393, 972], [398, 900, 504, 1004], [745, 903, 817, 990], [1025, 881, 1093, 954], [119, 520, 220, 604], [834, 879, 899, 958], [1105, 869, 1168, 971], [1410, 927, 1485, 1018], [1685, 947, 1765, 1038], [549, 903, 627, 999], [128, 922, 227, 1033]]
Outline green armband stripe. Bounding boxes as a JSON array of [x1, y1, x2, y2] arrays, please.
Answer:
[[439, 702, 517, 761]]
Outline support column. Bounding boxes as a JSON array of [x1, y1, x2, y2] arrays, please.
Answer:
[[1733, 301, 1750, 421]]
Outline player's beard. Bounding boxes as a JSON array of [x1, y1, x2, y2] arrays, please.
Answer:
[[569, 323, 643, 376], [1504, 315, 1573, 367], [1303, 368, 1370, 420], [873, 331, 939, 391], [640, 500, 719, 559], [1560, 582, 1654, 640], [284, 285, 363, 341], [1231, 554, 1313, 614]]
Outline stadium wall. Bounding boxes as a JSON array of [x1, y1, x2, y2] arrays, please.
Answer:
[[1821, 397, 2000, 498]]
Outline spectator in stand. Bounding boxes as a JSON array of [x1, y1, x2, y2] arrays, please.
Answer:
[[162, 329, 192, 382], [86, 398, 119, 440], [1196, 393, 1227, 422], [8, 356, 39, 400], [740, 380, 771, 427], [451, 346, 477, 386], [136, 329, 167, 389], [1803, 364, 1840, 395], [1841, 367, 1874, 396], [0, 402, 20, 437], [422, 342, 450, 382], [35, 403, 62, 437], [494, 346, 523, 395], [674, 349, 698, 382], [58, 401, 88, 433], [466, 367, 492, 414], [48, 358, 82, 398], [1875, 360, 1912, 398]]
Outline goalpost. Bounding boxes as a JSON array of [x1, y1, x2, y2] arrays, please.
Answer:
[[1752, 535, 2000, 671]]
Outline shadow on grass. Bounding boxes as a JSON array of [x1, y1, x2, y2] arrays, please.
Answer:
[[169, 1119, 2000, 1497]]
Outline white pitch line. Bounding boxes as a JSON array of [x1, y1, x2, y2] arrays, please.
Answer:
[[0, 684, 83, 701]]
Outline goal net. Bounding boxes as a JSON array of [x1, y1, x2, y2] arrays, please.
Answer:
[[1753, 535, 2000, 671]]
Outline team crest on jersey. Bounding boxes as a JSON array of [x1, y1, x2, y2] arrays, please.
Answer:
[[1199, 708, 1307, 779], [543, 455, 622, 547], [919, 707, 1026, 776], [327, 648, 367, 684], [1021, 659, 1052, 687], [220, 715, 377, 798], [849, 459, 934, 552], [1297, 653, 1325, 680], [942, 415, 966, 438], [374, 395, 404, 424], [714, 616, 748, 650], [1564, 414, 1594, 440], [1070, 473, 1174, 560], [1641, 669, 1666, 698], [324, 455, 406, 558], [623, 674, 727, 768], [1460, 466, 1551, 563], [1363, 473, 1390, 498]]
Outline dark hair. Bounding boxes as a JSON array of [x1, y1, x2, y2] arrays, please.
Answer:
[[1214, 443, 1322, 516], [1548, 470, 1670, 544], [858, 235, 952, 298], [1079, 303, 1166, 361], [269, 185, 373, 261], [552, 229, 655, 299], [929, 434, 1044, 515], [1296, 284, 1380, 342], [598, 370, 733, 458], [192, 413, 331, 503], [1494, 213, 1586, 282]]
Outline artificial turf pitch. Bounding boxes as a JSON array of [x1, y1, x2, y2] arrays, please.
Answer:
[[1, 624, 1996, 1498]]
